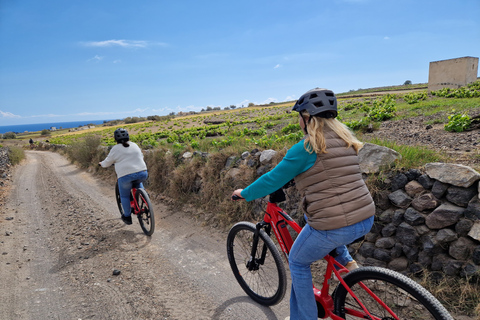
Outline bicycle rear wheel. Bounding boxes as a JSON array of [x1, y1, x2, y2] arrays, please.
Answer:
[[333, 266, 453, 320], [135, 188, 155, 236], [226, 222, 286, 306], [115, 181, 124, 216]]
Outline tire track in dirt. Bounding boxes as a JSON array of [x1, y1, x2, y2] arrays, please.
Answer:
[[0, 151, 291, 319]]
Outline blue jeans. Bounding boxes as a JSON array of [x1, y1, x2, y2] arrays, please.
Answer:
[[118, 170, 148, 217], [288, 216, 374, 320]]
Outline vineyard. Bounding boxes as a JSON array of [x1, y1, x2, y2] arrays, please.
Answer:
[[49, 82, 480, 155]]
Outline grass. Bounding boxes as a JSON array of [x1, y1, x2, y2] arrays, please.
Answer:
[[7, 146, 25, 165]]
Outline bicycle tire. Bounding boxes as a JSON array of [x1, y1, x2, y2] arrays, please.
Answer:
[[135, 188, 155, 236], [226, 222, 287, 306], [333, 266, 453, 320], [115, 182, 124, 216]]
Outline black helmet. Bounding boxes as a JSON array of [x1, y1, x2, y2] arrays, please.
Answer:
[[293, 88, 337, 118], [114, 128, 129, 141]]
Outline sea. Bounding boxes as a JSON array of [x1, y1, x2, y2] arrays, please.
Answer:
[[0, 119, 113, 134]]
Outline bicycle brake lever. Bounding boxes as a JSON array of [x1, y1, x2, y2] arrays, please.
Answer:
[[231, 195, 244, 201]]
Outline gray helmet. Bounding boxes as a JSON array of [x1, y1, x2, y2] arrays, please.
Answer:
[[114, 128, 129, 141], [292, 88, 337, 118]]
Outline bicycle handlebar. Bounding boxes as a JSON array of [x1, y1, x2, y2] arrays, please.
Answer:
[[231, 195, 244, 201]]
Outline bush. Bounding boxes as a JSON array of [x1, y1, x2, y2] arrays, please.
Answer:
[[7, 146, 25, 165], [41, 129, 51, 136], [65, 135, 103, 168], [2, 131, 16, 139]]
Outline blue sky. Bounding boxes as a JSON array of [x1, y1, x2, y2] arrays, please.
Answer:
[[1, 0, 479, 125]]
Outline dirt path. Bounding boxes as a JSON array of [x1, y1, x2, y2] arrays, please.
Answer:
[[0, 151, 290, 319]]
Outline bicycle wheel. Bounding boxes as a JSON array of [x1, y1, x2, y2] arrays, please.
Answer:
[[115, 181, 124, 216], [135, 188, 155, 236], [226, 222, 287, 306], [333, 266, 453, 320]]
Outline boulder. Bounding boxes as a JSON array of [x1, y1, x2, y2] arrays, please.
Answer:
[[425, 162, 480, 188], [358, 143, 402, 174]]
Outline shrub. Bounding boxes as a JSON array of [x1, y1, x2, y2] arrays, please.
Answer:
[[444, 110, 472, 132], [7, 146, 25, 165], [2, 131, 16, 139], [41, 129, 51, 136], [65, 135, 103, 168]]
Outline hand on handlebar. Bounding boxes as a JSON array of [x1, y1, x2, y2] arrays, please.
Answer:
[[232, 189, 244, 201]]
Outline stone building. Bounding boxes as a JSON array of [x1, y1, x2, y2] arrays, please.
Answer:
[[428, 56, 479, 91]]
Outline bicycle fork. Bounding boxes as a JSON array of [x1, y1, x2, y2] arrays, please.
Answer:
[[246, 222, 271, 271]]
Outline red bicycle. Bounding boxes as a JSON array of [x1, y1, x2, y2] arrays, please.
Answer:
[[227, 187, 453, 319], [115, 181, 155, 236]]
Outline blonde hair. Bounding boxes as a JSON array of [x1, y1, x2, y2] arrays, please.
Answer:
[[302, 111, 363, 154]]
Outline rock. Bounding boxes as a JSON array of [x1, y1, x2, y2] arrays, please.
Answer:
[[431, 181, 449, 199], [358, 143, 402, 174], [391, 173, 408, 191], [388, 190, 412, 208], [388, 257, 409, 271], [455, 219, 474, 237], [241, 151, 250, 159], [418, 174, 435, 189], [225, 156, 237, 168], [411, 193, 440, 211], [464, 196, 480, 219], [449, 237, 476, 260], [446, 185, 477, 207], [396, 222, 419, 246], [112, 269, 121, 276], [381, 223, 397, 237], [405, 169, 422, 181], [403, 208, 425, 226], [404, 180, 425, 197], [373, 190, 391, 210], [375, 237, 396, 249], [373, 248, 392, 262], [472, 246, 480, 265], [443, 260, 463, 276], [225, 168, 241, 180], [435, 229, 458, 243], [259, 150, 277, 165], [182, 152, 193, 159], [425, 162, 480, 188], [468, 221, 480, 241], [425, 202, 464, 229]]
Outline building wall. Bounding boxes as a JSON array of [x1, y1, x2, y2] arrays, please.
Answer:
[[428, 56, 479, 91]]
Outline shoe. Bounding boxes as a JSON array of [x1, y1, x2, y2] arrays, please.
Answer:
[[334, 260, 359, 281], [345, 260, 359, 271], [121, 214, 132, 225]]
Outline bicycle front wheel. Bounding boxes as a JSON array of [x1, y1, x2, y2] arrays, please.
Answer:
[[333, 266, 453, 320], [115, 181, 124, 216], [135, 188, 155, 236], [226, 222, 286, 306]]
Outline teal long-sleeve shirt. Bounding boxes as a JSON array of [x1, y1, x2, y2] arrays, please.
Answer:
[[241, 140, 317, 201]]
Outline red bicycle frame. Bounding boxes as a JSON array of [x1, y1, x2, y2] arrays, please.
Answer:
[[262, 200, 393, 320]]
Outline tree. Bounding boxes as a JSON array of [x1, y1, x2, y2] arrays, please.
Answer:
[[229, 105, 237, 109], [403, 80, 412, 85], [248, 102, 255, 107]]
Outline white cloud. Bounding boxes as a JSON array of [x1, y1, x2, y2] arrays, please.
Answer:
[[87, 55, 104, 62], [81, 39, 167, 49], [285, 95, 296, 101], [1, 110, 21, 118], [274, 64, 281, 69], [113, 59, 122, 64], [384, 36, 390, 40]]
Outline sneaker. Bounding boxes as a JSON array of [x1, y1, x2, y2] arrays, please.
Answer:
[[121, 214, 132, 225], [333, 260, 359, 281], [345, 260, 359, 271]]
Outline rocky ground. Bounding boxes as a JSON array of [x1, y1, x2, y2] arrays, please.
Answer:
[[363, 113, 480, 170]]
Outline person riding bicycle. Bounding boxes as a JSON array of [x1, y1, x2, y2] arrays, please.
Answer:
[[232, 88, 375, 320], [99, 128, 148, 225]]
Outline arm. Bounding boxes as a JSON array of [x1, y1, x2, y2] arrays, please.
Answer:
[[239, 141, 315, 201], [99, 147, 117, 168]]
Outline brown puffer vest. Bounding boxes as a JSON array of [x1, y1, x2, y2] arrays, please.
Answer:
[[294, 128, 375, 231]]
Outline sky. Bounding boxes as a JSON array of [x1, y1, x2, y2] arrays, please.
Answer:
[[1, 0, 479, 126]]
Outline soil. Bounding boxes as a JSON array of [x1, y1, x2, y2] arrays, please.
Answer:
[[362, 113, 480, 170], [0, 151, 290, 319]]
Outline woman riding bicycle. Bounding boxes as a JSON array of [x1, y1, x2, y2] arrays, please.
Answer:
[[232, 88, 375, 320], [99, 128, 148, 225]]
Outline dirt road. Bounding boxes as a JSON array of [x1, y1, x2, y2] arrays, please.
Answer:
[[0, 151, 290, 319]]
